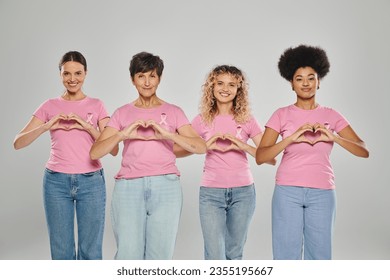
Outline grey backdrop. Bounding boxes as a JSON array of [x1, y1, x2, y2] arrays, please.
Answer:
[[1, 0, 389, 260]]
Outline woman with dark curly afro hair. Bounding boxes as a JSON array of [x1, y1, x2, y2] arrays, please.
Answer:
[[256, 45, 369, 260]]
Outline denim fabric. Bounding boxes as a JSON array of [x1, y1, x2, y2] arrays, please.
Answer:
[[111, 174, 182, 260], [43, 168, 106, 260], [199, 184, 256, 260], [272, 185, 336, 260]]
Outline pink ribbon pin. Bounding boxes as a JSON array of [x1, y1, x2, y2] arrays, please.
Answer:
[[159, 113, 168, 126]]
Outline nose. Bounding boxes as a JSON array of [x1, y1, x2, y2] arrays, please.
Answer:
[[144, 77, 150, 86], [222, 83, 229, 91], [302, 78, 309, 86]]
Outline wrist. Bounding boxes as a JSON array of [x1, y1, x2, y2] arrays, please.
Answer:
[[85, 123, 94, 132], [118, 130, 127, 141]]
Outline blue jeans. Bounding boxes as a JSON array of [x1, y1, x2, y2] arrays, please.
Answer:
[[199, 184, 256, 260], [43, 168, 106, 260], [111, 174, 182, 260], [272, 185, 336, 260]]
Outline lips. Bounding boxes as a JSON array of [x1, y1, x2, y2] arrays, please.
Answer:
[[219, 92, 230, 97]]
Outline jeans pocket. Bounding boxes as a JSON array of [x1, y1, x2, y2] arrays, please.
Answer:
[[164, 173, 179, 181], [45, 168, 58, 174]]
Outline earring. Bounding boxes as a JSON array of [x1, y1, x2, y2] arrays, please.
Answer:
[[317, 85, 320, 90]]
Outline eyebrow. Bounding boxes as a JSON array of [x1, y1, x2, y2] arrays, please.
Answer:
[[295, 73, 315, 78]]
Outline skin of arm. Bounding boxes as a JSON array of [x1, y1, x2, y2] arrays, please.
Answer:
[[225, 133, 277, 165], [97, 117, 119, 156], [62, 114, 118, 156], [150, 121, 206, 155], [90, 126, 124, 160], [256, 123, 321, 165], [14, 113, 118, 156], [317, 125, 369, 158], [13, 114, 65, 150], [91, 121, 206, 160], [174, 132, 222, 158], [256, 123, 369, 165], [256, 127, 291, 165]]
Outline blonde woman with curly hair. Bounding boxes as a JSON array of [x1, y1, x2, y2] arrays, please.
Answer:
[[176, 65, 275, 260]]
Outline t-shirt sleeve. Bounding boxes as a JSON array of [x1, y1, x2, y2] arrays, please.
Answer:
[[265, 109, 282, 133], [33, 100, 50, 122], [332, 109, 350, 133], [248, 117, 263, 138], [190, 114, 202, 135], [173, 105, 190, 129], [106, 107, 122, 130], [97, 100, 110, 121]]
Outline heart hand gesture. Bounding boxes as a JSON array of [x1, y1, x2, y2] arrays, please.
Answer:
[[207, 133, 243, 152], [291, 123, 334, 145]]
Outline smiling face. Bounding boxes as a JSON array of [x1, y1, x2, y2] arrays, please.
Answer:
[[213, 73, 239, 105], [132, 69, 160, 98], [60, 61, 86, 95], [291, 66, 320, 101]]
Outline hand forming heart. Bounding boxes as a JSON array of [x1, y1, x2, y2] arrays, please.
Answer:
[[207, 134, 242, 152], [121, 120, 168, 141], [293, 123, 333, 145], [49, 113, 86, 131], [136, 124, 158, 140]]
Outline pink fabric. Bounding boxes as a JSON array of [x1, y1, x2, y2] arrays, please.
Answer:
[[33, 96, 109, 174], [107, 102, 190, 179], [192, 114, 262, 188], [266, 104, 349, 189]]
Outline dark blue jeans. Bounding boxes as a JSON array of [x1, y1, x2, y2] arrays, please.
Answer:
[[43, 168, 106, 260]]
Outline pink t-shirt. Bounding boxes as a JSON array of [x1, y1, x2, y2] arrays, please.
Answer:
[[33, 96, 109, 174], [266, 104, 349, 190], [192, 114, 263, 188], [107, 102, 190, 179]]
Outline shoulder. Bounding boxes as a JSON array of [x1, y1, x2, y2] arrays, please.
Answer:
[[36, 97, 61, 109], [192, 113, 202, 122], [85, 96, 103, 103], [245, 115, 261, 126], [162, 102, 186, 115], [317, 105, 343, 116], [269, 105, 291, 117], [162, 101, 182, 111], [116, 103, 132, 111]]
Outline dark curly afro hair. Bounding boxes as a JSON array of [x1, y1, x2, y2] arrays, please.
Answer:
[[278, 45, 330, 81]]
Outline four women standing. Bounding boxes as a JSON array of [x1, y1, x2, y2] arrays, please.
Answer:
[[14, 46, 368, 260]]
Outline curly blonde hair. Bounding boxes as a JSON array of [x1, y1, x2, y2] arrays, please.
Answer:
[[200, 65, 251, 125]]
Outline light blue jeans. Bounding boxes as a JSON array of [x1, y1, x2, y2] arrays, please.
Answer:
[[111, 174, 182, 260], [272, 185, 336, 260], [43, 168, 106, 260], [199, 184, 256, 260]]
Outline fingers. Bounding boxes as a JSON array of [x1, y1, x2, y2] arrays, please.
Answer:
[[206, 133, 241, 152]]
